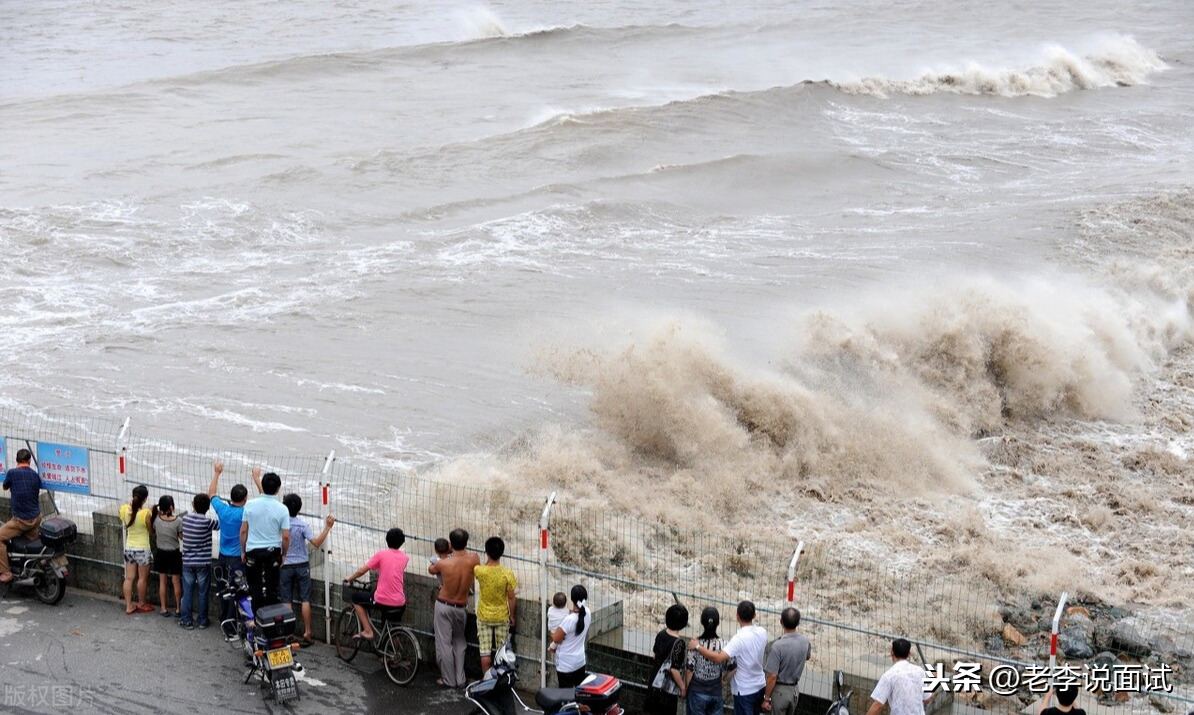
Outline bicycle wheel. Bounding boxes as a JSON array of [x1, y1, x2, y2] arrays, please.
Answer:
[[335, 607, 363, 662], [382, 628, 419, 686]]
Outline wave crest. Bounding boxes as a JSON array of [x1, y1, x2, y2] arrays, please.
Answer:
[[830, 36, 1166, 98]]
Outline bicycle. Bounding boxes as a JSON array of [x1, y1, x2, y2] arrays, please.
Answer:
[[334, 579, 420, 686]]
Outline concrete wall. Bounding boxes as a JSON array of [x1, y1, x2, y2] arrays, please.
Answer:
[[3, 495, 848, 714], [0, 496, 607, 688]]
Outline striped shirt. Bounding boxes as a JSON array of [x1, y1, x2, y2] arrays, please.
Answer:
[[181, 512, 218, 567]]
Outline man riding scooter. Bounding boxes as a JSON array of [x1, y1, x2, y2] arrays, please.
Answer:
[[0, 449, 42, 584]]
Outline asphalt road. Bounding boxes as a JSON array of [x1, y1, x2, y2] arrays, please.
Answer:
[[0, 587, 466, 714]]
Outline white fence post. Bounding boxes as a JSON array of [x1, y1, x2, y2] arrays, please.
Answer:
[[116, 417, 131, 495], [1050, 591, 1069, 670], [786, 540, 805, 605], [319, 449, 336, 645], [539, 491, 557, 689]]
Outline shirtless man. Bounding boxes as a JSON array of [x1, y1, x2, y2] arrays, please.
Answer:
[[429, 528, 480, 687]]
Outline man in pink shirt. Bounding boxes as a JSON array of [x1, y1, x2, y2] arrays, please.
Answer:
[[343, 527, 409, 640]]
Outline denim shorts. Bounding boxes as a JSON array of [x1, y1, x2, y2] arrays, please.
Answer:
[[279, 563, 312, 603]]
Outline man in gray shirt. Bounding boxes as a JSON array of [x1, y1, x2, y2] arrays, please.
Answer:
[[763, 607, 812, 714]]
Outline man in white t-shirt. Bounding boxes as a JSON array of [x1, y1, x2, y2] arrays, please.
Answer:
[[691, 600, 769, 715], [865, 638, 934, 715]]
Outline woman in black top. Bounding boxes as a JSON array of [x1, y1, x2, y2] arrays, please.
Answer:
[[645, 603, 689, 714]]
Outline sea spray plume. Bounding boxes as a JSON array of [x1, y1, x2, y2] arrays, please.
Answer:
[[522, 320, 975, 512], [482, 263, 1188, 518], [831, 35, 1165, 98], [454, 5, 509, 40], [795, 277, 1159, 438]]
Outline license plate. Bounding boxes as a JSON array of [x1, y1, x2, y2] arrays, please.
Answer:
[[51, 555, 68, 568], [267, 648, 293, 670]]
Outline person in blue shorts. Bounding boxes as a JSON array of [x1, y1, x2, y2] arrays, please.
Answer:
[[279, 493, 334, 647]]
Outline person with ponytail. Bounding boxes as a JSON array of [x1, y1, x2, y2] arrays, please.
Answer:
[[120, 484, 154, 614], [685, 606, 731, 715], [550, 584, 592, 688]]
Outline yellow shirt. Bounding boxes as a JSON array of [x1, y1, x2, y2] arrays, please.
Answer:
[[474, 564, 518, 623], [120, 504, 152, 550]]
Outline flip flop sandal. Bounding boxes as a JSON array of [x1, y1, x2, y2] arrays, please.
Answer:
[[300, 637, 315, 648]]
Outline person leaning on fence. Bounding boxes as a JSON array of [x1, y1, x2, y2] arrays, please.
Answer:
[[343, 527, 409, 641], [762, 607, 811, 715], [552, 584, 593, 689], [240, 468, 289, 608], [179, 493, 218, 630], [120, 484, 155, 614], [151, 495, 184, 617], [692, 600, 768, 715], [475, 535, 518, 674], [1038, 683, 1086, 715], [0, 449, 42, 584], [280, 493, 335, 647], [686, 606, 732, 715], [645, 603, 690, 715], [429, 528, 480, 688], [864, 638, 933, 715], [207, 460, 248, 634]]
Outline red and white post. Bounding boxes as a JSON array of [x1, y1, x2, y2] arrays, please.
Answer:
[[1049, 591, 1069, 670], [319, 449, 335, 644], [116, 417, 131, 490], [538, 490, 557, 688], [786, 540, 805, 606]]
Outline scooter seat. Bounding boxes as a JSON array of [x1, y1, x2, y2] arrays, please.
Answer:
[[535, 688, 577, 710], [6, 537, 46, 554]]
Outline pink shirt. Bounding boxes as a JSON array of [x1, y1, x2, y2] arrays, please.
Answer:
[[366, 549, 409, 607]]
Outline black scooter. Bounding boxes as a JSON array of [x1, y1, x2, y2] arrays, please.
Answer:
[[1, 515, 76, 605], [464, 636, 624, 715]]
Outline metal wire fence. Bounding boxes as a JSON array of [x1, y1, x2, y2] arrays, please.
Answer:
[[2, 406, 1190, 709]]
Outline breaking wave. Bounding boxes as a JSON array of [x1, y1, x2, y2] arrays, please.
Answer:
[[435, 191, 1194, 607], [829, 35, 1166, 98]]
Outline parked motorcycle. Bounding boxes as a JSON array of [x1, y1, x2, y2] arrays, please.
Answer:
[[826, 670, 853, 715], [465, 636, 624, 715], [1, 515, 76, 605], [215, 567, 301, 703]]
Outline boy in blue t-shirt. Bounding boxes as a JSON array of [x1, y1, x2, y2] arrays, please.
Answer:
[[206, 460, 247, 636]]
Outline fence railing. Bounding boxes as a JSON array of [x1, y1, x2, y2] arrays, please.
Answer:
[[1, 405, 1190, 707]]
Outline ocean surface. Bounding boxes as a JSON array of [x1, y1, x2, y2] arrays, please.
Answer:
[[3, 1, 1193, 608]]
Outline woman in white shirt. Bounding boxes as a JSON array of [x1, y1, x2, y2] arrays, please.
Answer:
[[551, 584, 592, 688]]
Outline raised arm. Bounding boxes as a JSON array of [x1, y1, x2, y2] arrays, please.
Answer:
[[207, 460, 223, 498], [310, 515, 335, 549], [251, 466, 263, 493]]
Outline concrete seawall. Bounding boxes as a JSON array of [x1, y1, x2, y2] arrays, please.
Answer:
[[2, 494, 912, 715]]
